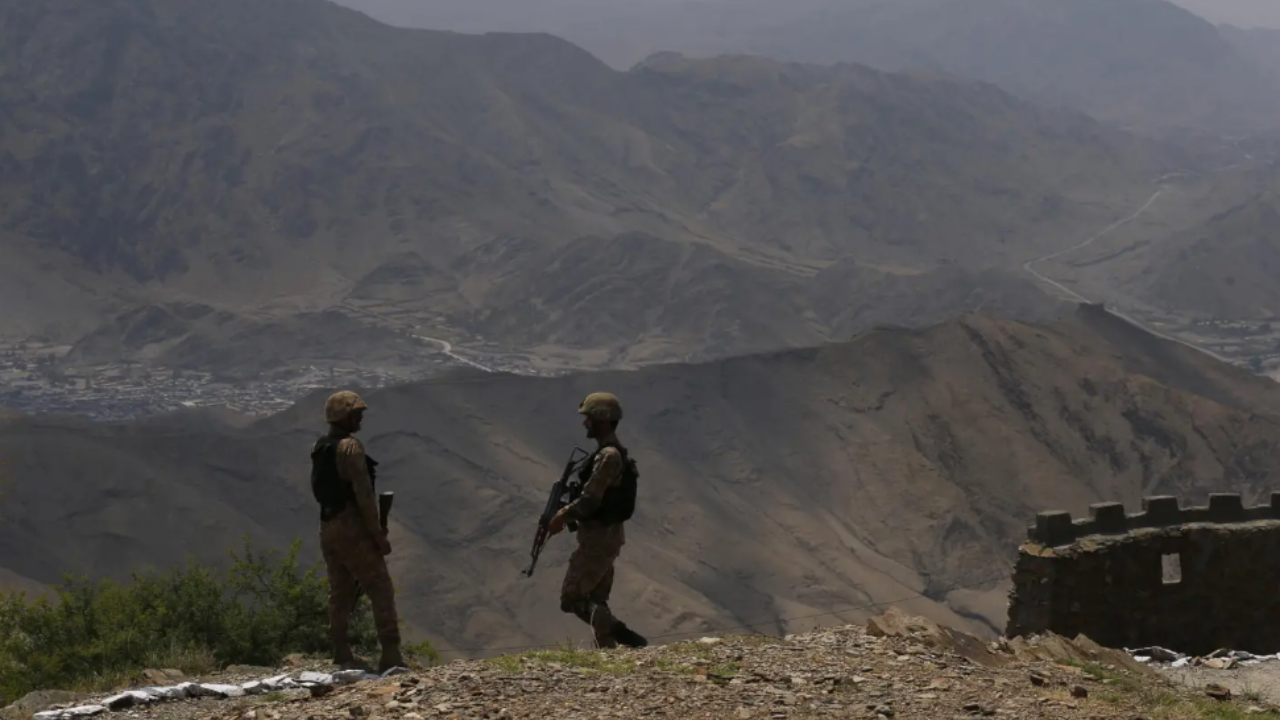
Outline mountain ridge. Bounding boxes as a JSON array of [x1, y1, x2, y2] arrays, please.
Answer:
[[4, 306, 1280, 654], [335, 0, 1280, 133], [0, 0, 1187, 372]]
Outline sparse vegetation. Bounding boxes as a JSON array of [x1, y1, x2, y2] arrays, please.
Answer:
[[486, 646, 639, 675], [0, 537, 437, 705], [1071, 661, 1280, 719], [484, 642, 745, 682]]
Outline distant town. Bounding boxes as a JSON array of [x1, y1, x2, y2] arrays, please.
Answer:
[[3, 303, 1277, 424], [0, 336, 562, 423]]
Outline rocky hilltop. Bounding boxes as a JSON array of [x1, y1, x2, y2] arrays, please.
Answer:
[[10, 610, 1274, 720]]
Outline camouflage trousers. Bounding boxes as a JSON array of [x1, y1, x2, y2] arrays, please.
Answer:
[[560, 522, 625, 648], [320, 508, 401, 650]]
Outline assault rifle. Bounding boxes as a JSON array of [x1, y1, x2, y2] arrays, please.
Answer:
[[521, 447, 592, 578], [354, 491, 395, 601]]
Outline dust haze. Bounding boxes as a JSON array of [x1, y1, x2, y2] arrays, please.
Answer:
[[7, 0, 1280, 688]]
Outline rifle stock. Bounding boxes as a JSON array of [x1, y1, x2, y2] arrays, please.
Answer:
[[521, 447, 590, 578]]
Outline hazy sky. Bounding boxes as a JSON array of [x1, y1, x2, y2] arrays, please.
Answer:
[[1172, 0, 1280, 28]]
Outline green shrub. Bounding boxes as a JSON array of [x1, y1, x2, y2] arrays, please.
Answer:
[[0, 536, 437, 704]]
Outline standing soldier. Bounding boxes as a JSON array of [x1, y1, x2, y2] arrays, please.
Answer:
[[547, 392, 648, 649], [310, 390, 405, 671]]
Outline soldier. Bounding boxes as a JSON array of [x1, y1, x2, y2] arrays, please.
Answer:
[[547, 392, 648, 649], [310, 390, 405, 672]]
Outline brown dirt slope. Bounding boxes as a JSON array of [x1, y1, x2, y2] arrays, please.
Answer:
[[3, 307, 1280, 658]]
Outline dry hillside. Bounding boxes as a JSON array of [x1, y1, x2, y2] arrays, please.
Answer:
[[3, 305, 1280, 658], [61, 303, 430, 380], [1067, 162, 1280, 322], [0, 0, 1188, 369], [1129, 191, 1280, 320]]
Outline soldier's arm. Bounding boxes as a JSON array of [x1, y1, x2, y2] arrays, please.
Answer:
[[336, 438, 383, 537], [563, 448, 621, 521]]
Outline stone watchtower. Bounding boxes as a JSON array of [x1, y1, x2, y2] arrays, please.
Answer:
[[1007, 493, 1280, 656]]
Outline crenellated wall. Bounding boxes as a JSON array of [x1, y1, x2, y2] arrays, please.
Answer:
[[1006, 492, 1280, 656]]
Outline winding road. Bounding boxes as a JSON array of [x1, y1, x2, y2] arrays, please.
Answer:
[[1021, 189, 1164, 304], [335, 301, 498, 373], [410, 333, 496, 373], [1021, 187, 1236, 365]]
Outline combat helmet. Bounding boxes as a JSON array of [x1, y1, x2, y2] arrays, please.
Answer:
[[325, 390, 368, 424], [578, 392, 623, 423]]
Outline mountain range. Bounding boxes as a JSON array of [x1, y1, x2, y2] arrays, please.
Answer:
[[0, 0, 1201, 376], [4, 305, 1280, 654], [338, 0, 1280, 134]]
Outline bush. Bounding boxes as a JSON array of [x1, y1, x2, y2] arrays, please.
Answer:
[[0, 537, 438, 704]]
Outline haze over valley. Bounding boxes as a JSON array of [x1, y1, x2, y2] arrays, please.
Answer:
[[5, 0, 1280, 670]]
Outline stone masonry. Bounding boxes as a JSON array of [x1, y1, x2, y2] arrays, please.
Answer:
[[1006, 492, 1280, 656]]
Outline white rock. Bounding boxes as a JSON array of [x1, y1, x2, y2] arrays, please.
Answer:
[[697, 637, 722, 645], [297, 671, 333, 685], [199, 683, 246, 698], [101, 691, 156, 710], [261, 674, 292, 689], [143, 686, 188, 700], [332, 670, 371, 685], [241, 681, 266, 694], [34, 705, 107, 719]]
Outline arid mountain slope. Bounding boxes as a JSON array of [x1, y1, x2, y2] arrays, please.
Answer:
[[62, 303, 429, 379], [3, 306, 1280, 655], [1112, 164, 1280, 320], [1222, 25, 1280, 78], [1, 0, 1183, 367], [338, 0, 1280, 133], [1136, 197, 1280, 320]]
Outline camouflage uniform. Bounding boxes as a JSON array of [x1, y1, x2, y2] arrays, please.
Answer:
[[559, 447, 627, 647], [316, 391, 403, 670], [558, 392, 644, 649]]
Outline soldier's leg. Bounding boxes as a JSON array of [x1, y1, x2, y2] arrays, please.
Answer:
[[559, 544, 600, 625], [321, 531, 358, 664], [586, 562, 619, 648], [344, 532, 404, 670], [586, 551, 646, 649], [560, 543, 622, 647]]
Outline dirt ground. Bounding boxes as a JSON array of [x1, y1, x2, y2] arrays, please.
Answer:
[[1159, 662, 1280, 708]]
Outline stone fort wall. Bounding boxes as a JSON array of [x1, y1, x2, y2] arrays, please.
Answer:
[[1005, 492, 1280, 656]]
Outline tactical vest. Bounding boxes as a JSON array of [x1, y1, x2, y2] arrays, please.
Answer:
[[311, 434, 378, 522], [577, 441, 639, 524]]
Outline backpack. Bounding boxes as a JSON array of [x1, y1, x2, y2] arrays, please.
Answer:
[[310, 435, 377, 521], [577, 441, 639, 524]]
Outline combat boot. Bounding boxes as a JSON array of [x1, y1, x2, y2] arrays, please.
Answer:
[[331, 627, 356, 666], [593, 630, 620, 649], [611, 622, 648, 648], [378, 639, 406, 673]]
